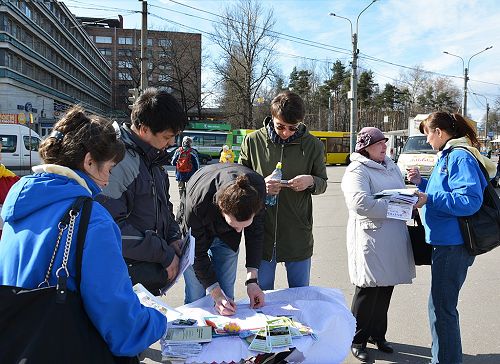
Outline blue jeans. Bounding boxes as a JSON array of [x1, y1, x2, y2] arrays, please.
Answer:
[[429, 244, 474, 364], [183, 237, 239, 304], [258, 253, 311, 290]]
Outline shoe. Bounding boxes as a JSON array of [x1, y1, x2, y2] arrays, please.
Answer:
[[368, 338, 394, 353], [351, 345, 369, 362]]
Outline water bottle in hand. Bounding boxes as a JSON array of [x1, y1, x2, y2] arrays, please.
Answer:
[[265, 162, 282, 206]]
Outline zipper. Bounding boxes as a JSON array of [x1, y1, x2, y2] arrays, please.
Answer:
[[149, 165, 159, 233], [464, 218, 473, 250], [272, 145, 285, 261]]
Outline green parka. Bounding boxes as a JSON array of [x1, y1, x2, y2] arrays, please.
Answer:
[[239, 117, 328, 262]]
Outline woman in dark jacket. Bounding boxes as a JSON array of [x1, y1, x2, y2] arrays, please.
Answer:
[[181, 163, 266, 316]]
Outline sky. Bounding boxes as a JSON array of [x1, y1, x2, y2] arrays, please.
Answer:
[[65, 0, 500, 124]]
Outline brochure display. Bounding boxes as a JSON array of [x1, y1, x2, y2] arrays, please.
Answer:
[[163, 286, 356, 364]]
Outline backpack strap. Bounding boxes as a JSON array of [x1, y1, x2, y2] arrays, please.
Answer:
[[447, 146, 488, 180]]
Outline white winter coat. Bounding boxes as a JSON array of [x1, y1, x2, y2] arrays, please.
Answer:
[[341, 153, 416, 288]]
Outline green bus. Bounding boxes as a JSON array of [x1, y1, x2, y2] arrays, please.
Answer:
[[226, 129, 255, 160]]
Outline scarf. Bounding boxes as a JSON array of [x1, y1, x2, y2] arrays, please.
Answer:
[[266, 120, 306, 145]]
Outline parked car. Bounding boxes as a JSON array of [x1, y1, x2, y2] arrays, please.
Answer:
[[166, 145, 212, 165], [0, 123, 42, 176]]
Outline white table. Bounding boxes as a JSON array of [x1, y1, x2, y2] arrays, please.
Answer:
[[168, 286, 356, 364]]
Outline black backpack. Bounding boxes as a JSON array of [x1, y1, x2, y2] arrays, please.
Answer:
[[448, 147, 500, 256]]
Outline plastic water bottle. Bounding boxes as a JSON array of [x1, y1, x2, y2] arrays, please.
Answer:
[[265, 162, 282, 206]]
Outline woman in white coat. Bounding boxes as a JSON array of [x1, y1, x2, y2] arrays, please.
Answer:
[[341, 127, 416, 362]]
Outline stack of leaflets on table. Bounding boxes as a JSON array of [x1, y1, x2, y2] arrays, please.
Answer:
[[160, 326, 212, 362]]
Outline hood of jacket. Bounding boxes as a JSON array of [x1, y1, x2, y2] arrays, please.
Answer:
[[441, 137, 497, 179], [120, 123, 170, 166], [1, 164, 99, 224]]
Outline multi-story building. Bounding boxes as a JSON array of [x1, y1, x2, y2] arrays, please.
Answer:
[[0, 1, 111, 137], [79, 16, 201, 118]]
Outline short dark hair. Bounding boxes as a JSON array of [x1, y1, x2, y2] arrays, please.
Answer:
[[131, 87, 187, 134], [217, 175, 263, 221], [39, 105, 125, 169], [270, 91, 305, 124], [419, 112, 479, 148]]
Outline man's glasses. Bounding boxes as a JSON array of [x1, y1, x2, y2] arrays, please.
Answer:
[[274, 121, 301, 132]]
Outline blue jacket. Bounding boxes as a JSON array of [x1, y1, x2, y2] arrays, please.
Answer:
[[171, 146, 199, 182], [417, 147, 486, 246], [0, 165, 166, 356]]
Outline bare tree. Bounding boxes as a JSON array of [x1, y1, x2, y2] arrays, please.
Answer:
[[212, 0, 277, 129], [396, 65, 430, 115]]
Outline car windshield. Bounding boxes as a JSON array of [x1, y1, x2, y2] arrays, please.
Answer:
[[401, 136, 436, 154]]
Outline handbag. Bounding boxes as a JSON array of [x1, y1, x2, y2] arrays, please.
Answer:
[[449, 147, 500, 256], [0, 197, 138, 364], [408, 211, 432, 265]]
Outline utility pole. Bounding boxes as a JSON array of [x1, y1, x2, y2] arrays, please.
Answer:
[[329, 0, 377, 154], [140, 0, 148, 91], [443, 46, 492, 117], [473, 92, 490, 141]]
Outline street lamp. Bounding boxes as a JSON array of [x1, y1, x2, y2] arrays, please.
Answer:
[[472, 92, 490, 140], [329, 0, 377, 154], [443, 46, 492, 117]]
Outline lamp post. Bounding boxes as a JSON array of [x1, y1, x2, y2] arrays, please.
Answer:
[[472, 92, 490, 140], [443, 46, 492, 117], [329, 0, 377, 154]]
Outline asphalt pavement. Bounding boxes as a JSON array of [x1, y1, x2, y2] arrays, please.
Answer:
[[142, 161, 500, 364]]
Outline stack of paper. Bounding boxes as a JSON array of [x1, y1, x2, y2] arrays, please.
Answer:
[[373, 188, 418, 221], [160, 326, 212, 361]]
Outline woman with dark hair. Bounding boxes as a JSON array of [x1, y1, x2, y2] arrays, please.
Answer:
[[408, 112, 496, 364], [341, 127, 416, 362], [181, 163, 266, 315], [0, 106, 167, 360]]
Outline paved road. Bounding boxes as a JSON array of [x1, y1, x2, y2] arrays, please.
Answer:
[[142, 162, 500, 364]]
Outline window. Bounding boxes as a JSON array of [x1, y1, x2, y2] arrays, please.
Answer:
[[118, 60, 133, 68], [98, 48, 112, 56], [95, 36, 112, 44], [158, 74, 171, 82], [118, 72, 132, 80], [0, 135, 17, 153], [158, 39, 172, 47], [138, 38, 153, 46], [118, 49, 132, 57], [118, 37, 133, 45], [23, 135, 40, 151]]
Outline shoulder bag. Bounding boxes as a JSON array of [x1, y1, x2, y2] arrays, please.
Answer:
[[408, 211, 432, 265], [0, 197, 139, 364], [448, 147, 500, 256]]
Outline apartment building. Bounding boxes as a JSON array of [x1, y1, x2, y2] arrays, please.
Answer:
[[0, 1, 111, 137], [79, 16, 201, 116]]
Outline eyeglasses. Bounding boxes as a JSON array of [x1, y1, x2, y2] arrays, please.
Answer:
[[274, 121, 301, 132]]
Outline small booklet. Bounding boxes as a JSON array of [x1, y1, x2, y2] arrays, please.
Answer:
[[163, 326, 212, 344], [161, 230, 195, 294]]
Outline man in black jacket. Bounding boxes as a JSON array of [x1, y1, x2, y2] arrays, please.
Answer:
[[182, 163, 266, 315], [98, 88, 187, 295]]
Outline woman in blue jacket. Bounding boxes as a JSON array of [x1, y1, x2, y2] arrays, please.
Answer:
[[0, 106, 167, 359], [408, 112, 496, 364]]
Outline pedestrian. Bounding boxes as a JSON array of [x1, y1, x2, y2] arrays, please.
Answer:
[[181, 163, 266, 316], [0, 142, 20, 237], [97, 88, 187, 295], [0, 106, 166, 359], [239, 90, 327, 291], [219, 144, 235, 163], [171, 136, 199, 197], [408, 112, 496, 364], [341, 127, 416, 362]]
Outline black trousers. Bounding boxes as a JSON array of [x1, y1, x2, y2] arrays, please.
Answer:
[[351, 285, 395, 346]]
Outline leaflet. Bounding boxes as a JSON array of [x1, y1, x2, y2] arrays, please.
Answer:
[[387, 202, 413, 221], [161, 230, 195, 294], [248, 329, 272, 353]]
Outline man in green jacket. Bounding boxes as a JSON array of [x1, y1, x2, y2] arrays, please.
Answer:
[[239, 90, 327, 290]]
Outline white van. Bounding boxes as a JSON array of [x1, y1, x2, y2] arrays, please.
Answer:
[[397, 135, 437, 182], [0, 123, 42, 176]]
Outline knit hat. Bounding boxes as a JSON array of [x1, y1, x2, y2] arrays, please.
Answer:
[[355, 127, 388, 152]]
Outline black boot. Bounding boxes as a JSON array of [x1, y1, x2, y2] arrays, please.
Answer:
[[368, 337, 394, 353], [351, 344, 369, 362]]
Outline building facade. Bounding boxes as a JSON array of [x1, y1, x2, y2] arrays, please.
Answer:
[[79, 16, 202, 118], [0, 1, 111, 137]]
